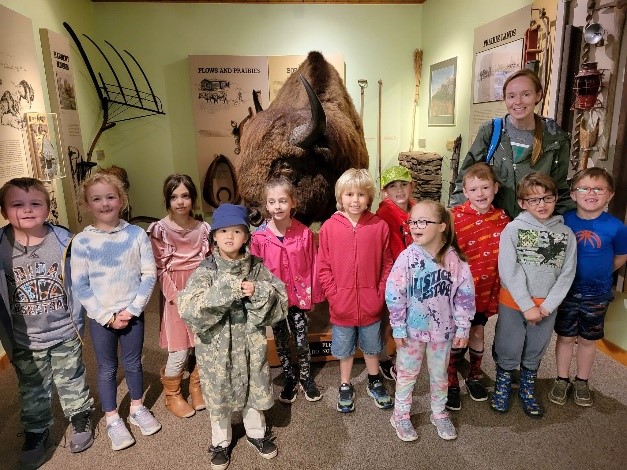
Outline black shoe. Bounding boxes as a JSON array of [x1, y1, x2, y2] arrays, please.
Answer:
[[209, 445, 231, 470], [278, 376, 297, 404], [445, 386, 461, 411], [19, 428, 50, 469], [466, 379, 488, 401], [70, 409, 94, 453], [247, 432, 278, 459], [299, 378, 322, 402], [379, 360, 397, 381]]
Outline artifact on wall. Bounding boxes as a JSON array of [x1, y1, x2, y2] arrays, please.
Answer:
[[25, 112, 65, 181], [189, 55, 268, 212], [237, 51, 369, 226]]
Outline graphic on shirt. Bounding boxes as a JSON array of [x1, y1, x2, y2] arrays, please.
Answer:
[[575, 229, 602, 249], [410, 266, 453, 301], [510, 141, 530, 163], [10, 261, 67, 315], [516, 229, 567, 268]]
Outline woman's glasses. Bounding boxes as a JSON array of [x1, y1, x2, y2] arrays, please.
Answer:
[[574, 187, 608, 195], [407, 219, 439, 229], [523, 195, 557, 206]]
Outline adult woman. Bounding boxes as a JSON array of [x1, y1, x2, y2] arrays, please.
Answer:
[[451, 69, 574, 218]]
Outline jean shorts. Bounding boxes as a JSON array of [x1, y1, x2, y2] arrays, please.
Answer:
[[331, 321, 383, 359]]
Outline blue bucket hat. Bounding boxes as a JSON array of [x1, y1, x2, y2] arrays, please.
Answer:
[[211, 204, 249, 230]]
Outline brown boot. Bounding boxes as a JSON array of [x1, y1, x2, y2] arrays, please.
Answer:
[[189, 365, 206, 411], [160, 367, 195, 418]]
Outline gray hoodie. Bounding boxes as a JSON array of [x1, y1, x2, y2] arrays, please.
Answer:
[[498, 211, 576, 313]]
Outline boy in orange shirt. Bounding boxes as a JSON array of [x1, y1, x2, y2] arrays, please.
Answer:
[[448, 163, 509, 410]]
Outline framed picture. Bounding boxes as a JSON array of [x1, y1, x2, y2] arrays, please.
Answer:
[[428, 57, 457, 126]]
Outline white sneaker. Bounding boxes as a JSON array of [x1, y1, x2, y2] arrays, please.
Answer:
[[430, 414, 457, 440], [107, 418, 135, 451], [129, 405, 162, 436]]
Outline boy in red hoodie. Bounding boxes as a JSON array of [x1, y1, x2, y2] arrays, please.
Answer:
[[448, 163, 510, 410], [318, 168, 394, 413], [375, 165, 417, 380]]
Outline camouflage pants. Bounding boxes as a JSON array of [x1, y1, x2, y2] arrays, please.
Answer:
[[272, 307, 311, 381], [12, 335, 93, 432]]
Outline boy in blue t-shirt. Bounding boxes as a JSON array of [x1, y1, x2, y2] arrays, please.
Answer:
[[550, 168, 627, 407]]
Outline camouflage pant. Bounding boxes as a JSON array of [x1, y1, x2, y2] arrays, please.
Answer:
[[12, 335, 93, 432], [272, 307, 311, 381]]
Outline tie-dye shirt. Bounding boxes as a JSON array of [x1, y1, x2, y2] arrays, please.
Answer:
[[385, 244, 475, 343], [71, 220, 156, 326]]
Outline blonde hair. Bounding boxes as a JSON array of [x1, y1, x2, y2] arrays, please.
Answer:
[[411, 199, 466, 266], [334, 168, 375, 211], [79, 171, 129, 213]]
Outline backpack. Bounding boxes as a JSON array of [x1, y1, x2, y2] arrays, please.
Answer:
[[486, 117, 503, 164]]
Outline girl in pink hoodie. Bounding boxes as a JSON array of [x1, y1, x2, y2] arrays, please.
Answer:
[[251, 177, 324, 404]]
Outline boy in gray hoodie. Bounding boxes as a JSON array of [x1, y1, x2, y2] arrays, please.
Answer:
[[491, 173, 576, 417]]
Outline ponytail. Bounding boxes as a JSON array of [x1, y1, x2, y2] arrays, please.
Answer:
[[531, 114, 543, 166]]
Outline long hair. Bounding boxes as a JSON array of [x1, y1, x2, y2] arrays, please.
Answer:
[[163, 174, 198, 215], [503, 69, 544, 166], [414, 199, 466, 266]]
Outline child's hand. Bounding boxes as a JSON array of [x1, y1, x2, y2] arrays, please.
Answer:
[[241, 281, 255, 298], [111, 315, 129, 330], [394, 337, 407, 349], [539, 305, 551, 317], [523, 306, 542, 324], [453, 336, 469, 348], [117, 310, 133, 321]]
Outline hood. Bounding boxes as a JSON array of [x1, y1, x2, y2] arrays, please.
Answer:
[[516, 210, 564, 229], [329, 210, 376, 228], [83, 220, 129, 234]]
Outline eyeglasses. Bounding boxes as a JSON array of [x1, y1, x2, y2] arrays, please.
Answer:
[[523, 195, 557, 206], [407, 219, 439, 229], [574, 187, 608, 195]]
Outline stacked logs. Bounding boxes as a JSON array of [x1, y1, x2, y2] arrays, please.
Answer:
[[398, 151, 443, 201]]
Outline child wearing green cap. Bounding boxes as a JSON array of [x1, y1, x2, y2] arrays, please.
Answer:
[[376, 165, 417, 380]]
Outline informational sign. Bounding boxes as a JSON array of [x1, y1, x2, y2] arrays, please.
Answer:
[[189, 56, 269, 214], [40, 28, 88, 232], [469, 6, 530, 143]]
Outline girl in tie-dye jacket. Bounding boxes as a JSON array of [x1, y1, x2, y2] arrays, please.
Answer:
[[385, 200, 475, 442]]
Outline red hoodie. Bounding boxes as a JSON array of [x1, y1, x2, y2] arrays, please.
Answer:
[[451, 201, 510, 316], [317, 211, 393, 327], [375, 198, 415, 260]]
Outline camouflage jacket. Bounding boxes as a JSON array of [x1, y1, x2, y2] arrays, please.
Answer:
[[178, 251, 287, 419]]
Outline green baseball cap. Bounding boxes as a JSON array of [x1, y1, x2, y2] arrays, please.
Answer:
[[381, 165, 413, 188]]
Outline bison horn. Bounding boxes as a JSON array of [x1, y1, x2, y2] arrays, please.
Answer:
[[289, 74, 326, 148], [253, 89, 263, 113]]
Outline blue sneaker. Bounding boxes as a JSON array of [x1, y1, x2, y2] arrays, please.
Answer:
[[367, 379, 393, 409], [337, 383, 355, 413]]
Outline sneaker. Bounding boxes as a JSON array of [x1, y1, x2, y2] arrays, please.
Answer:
[[209, 445, 231, 470], [278, 376, 298, 404], [106, 418, 135, 451], [430, 414, 457, 440], [390, 416, 418, 442], [299, 378, 322, 402], [19, 428, 50, 469], [548, 379, 571, 406], [69, 409, 94, 453], [466, 379, 488, 401], [129, 405, 162, 436], [246, 432, 277, 459], [337, 383, 355, 413], [445, 386, 461, 411], [379, 360, 397, 381], [573, 379, 593, 407], [367, 379, 393, 409]]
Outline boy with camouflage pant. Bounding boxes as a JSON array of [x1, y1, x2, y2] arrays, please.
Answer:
[[0, 178, 94, 469]]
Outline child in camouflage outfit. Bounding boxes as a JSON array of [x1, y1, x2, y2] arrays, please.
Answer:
[[179, 204, 287, 470], [0, 177, 94, 469]]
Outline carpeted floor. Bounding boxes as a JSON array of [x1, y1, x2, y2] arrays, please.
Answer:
[[0, 292, 626, 470]]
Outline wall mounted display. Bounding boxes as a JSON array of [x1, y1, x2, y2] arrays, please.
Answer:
[[189, 55, 269, 213], [25, 112, 64, 181], [469, 6, 530, 143], [268, 55, 344, 102], [473, 39, 524, 104], [40, 28, 89, 232], [428, 57, 457, 126]]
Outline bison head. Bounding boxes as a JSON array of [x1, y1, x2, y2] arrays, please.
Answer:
[[236, 51, 369, 225]]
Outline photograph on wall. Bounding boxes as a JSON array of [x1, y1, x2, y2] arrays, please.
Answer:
[[428, 57, 457, 126], [26, 112, 64, 181], [189, 55, 269, 213], [473, 39, 524, 104], [268, 55, 344, 102]]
